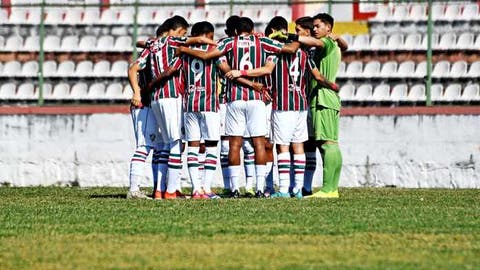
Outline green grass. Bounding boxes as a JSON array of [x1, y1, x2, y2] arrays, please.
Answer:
[[0, 187, 479, 269]]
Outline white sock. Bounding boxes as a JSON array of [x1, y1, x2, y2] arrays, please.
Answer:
[[229, 165, 241, 191], [277, 152, 291, 194], [167, 140, 182, 193], [255, 164, 266, 192], [203, 147, 218, 193], [293, 154, 306, 194], [129, 146, 150, 192], [187, 146, 201, 192]]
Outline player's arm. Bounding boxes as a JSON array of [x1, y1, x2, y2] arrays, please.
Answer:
[[328, 33, 348, 51], [127, 62, 143, 107], [310, 68, 339, 92], [148, 58, 182, 90], [217, 62, 264, 93], [185, 36, 217, 46], [177, 46, 224, 61], [225, 61, 276, 79], [280, 41, 301, 54]]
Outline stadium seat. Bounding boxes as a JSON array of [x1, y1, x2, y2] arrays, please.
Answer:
[[16, 83, 36, 100], [0, 62, 3, 74], [44, 35, 61, 52], [340, 34, 353, 48], [70, 83, 89, 100], [432, 61, 450, 78], [2, 61, 22, 77], [21, 61, 39, 77], [45, 9, 65, 25], [275, 7, 292, 21], [443, 4, 461, 21], [455, 32, 474, 50], [105, 83, 125, 99], [449, 61, 468, 78], [26, 8, 41, 25], [110, 61, 128, 77], [408, 4, 426, 21], [407, 84, 426, 102], [123, 84, 133, 99], [0, 9, 8, 24], [23, 35, 40, 51], [353, 84, 373, 101], [205, 8, 227, 25], [51, 83, 71, 100], [386, 33, 404, 51], [78, 35, 97, 52], [473, 34, 480, 51], [369, 34, 387, 51], [39, 83, 53, 100], [114, 36, 132, 52], [372, 84, 390, 101], [392, 4, 409, 22], [460, 84, 480, 101], [118, 8, 134, 25], [414, 61, 427, 79], [60, 35, 80, 52], [100, 9, 117, 25], [153, 9, 171, 24], [397, 61, 415, 78], [431, 84, 444, 101], [336, 62, 346, 78], [345, 61, 363, 78], [338, 84, 355, 102], [461, 3, 479, 21], [0, 83, 17, 100], [82, 9, 100, 25], [441, 84, 462, 102], [390, 84, 408, 102], [75, 60, 94, 77], [241, 8, 258, 21], [421, 33, 439, 50], [137, 8, 154, 25], [64, 8, 83, 25], [189, 9, 207, 24], [171, 8, 189, 21], [371, 5, 391, 22], [403, 33, 421, 50], [259, 9, 276, 24], [56, 61, 75, 77], [466, 61, 480, 78], [0, 36, 4, 49], [42, 61, 57, 77], [88, 83, 106, 100], [350, 34, 369, 51], [2, 35, 23, 52], [431, 3, 445, 21], [379, 61, 398, 78], [96, 35, 115, 52], [361, 61, 380, 78], [436, 32, 456, 50], [8, 9, 28, 24], [93, 61, 111, 77]]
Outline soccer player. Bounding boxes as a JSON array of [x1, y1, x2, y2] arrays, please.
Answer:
[[226, 16, 339, 199], [304, 13, 344, 199], [178, 17, 301, 198]]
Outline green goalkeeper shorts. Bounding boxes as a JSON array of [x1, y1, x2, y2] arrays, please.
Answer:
[[311, 105, 339, 142]]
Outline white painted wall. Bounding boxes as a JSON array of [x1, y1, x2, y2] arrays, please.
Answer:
[[0, 113, 478, 188]]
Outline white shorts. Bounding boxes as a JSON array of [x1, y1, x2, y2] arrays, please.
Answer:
[[226, 100, 266, 137], [131, 106, 161, 147], [184, 111, 220, 141], [219, 103, 227, 137], [272, 110, 308, 145], [151, 97, 183, 144]]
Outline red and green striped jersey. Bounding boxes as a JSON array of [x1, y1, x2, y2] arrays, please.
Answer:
[[270, 48, 315, 111], [217, 35, 283, 102], [180, 44, 221, 112], [150, 36, 186, 100]]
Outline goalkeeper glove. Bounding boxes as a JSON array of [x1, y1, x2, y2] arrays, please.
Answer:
[[268, 30, 288, 41]]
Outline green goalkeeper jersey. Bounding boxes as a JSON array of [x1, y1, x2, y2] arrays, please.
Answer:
[[310, 37, 341, 111]]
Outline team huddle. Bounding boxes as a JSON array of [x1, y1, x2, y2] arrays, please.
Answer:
[[126, 12, 347, 200]]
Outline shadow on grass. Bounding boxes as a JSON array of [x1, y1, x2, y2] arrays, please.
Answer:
[[89, 194, 127, 199]]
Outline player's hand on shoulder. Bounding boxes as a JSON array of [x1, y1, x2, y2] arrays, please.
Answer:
[[225, 70, 241, 80]]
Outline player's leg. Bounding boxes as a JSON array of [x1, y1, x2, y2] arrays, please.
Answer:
[[242, 138, 255, 197], [219, 103, 230, 195], [226, 100, 247, 198], [185, 112, 202, 198], [198, 142, 206, 191], [289, 110, 308, 198], [264, 102, 275, 197], [303, 108, 317, 196], [200, 111, 221, 199]]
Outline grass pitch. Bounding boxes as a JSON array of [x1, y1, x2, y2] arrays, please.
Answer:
[[0, 187, 479, 269]]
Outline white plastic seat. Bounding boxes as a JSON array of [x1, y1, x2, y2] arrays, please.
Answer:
[[39, 83, 53, 100], [189, 9, 207, 24], [350, 34, 369, 51], [105, 83, 125, 99], [455, 32, 474, 50], [21, 61, 39, 77], [99, 9, 117, 25], [0, 9, 8, 24], [414, 61, 427, 79], [137, 8, 154, 25], [82, 9, 100, 25], [241, 8, 258, 21], [110, 60, 128, 77], [409, 4, 426, 21], [42, 61, 57, 77], [44, 9, 65, 25], [354, 84, 373, 101], [114, 36, 132, 52], [70, 83, 89, 100], [3, 61, 22, 76], [276, 7, 292, 21], [392, 5, 409, 22], [2, 35, 23, 52], [403, 33, 421, 50], [390, 84, 408, 102], [372, 84, 390, 101], [466, 61, 480, 78], [16, 83, 35, 100], [431, 84, 444, 101], [0, 62, 2, 74], [431, 3, 445, 20], [78, 35, 97, 52], [345, 61, 363, 78], [153, 9, 172, 24], [432, 61, 450, 78], [259, 9, 276, 24], [407, 84, 426, 101], [421, 33, 439, 50], [443, 4, 461, 21], [123, 84, 133, 99], [75, 60, 94, 77], [449, 61, 468, 78], [60, 35, 79, 52], [436, 33, 456, 50], [361, 61, 380, 78], [441, 84, 461, 101], [118, 8, 134, 24], [64, 8, 83, 25], [51, 83, 71, 100], [386, 34, 403, 51], [336, 62, 346, 78], [96, 35, 115, 52], [56, 61, 75, 77], [369, 34, 387, 50], [0, 83, 17, 100], [462, 3, 479, 21], [338, 84, 355, 102], [371, 5, 391, 22], [170, 8, 189, 20], [460, 84, 480, 101], [93, 61, 111, 77], [23, 36, 39, 51], [26, 8, 41, 25], [8, 9, 28, 24], [205, 8, 227, 25], [88, 83, 106, 100], [340, 34, 353, 48], [379, 61, 398, 78], [397, 61, 416, 78], [44, 35, 61, 52]]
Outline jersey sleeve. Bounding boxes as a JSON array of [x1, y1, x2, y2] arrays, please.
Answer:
[[135, 49, 150, 70], [216, 37, 233, 55], [259, 37, 283, 54], [266, 54, 278, 65], [306, 54, 316, 72], [168, 36, 188, 49], [168, 57, 183, 70]]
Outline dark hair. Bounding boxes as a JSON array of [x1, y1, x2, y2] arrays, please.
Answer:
[[265, 16, 288, 37], [313, 13, 334, 28], [169, 15, 189, 30], [237, 17, 254, 33], [156, 23, 168, 37], [225, 15, 241, 36], [295, 16, 314, 35], [191, 21, 214, 37]]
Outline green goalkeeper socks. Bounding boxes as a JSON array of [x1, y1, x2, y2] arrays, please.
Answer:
[[320, 143, 342, 192]]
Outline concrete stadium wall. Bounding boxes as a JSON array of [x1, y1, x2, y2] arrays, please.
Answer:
[[0, 109, 479, 188]]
